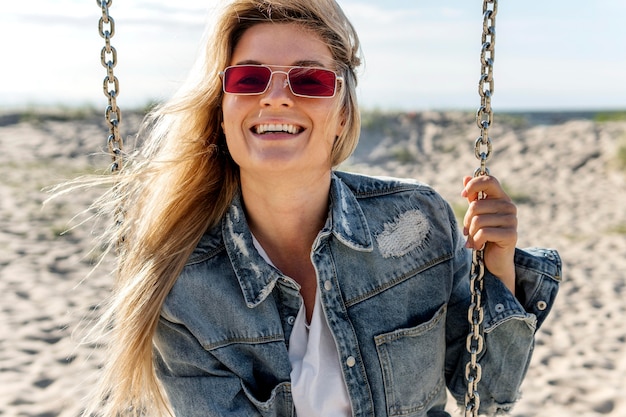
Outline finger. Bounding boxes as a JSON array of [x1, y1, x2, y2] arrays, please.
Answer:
[[463, 199, 517, 232], [464, 198, 517, 220], [461, 175, 510, 202], [465, 212, 518, 240], [466, 224, 518, 251]]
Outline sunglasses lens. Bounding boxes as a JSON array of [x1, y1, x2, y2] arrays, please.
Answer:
[[288, 68, 337, 97], [223, 66, 271, 94]]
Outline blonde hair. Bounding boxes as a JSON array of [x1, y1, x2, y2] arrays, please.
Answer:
[[82, 0, 361, 416]]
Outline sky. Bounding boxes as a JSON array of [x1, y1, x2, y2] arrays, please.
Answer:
[[1, 0, 625, 111]]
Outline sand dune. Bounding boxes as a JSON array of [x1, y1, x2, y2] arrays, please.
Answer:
[[1, 109, 625, 416]]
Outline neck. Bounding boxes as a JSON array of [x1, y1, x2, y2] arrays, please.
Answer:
[[240, 170, 332, 321], [240, 170, 332, 254]]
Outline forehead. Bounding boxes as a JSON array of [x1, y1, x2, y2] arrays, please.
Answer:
[[230, 23, 334, 68]]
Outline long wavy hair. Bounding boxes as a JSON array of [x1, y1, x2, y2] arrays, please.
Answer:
[[80, 0, 362, 415]]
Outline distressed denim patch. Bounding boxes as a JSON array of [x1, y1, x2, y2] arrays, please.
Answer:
[[376, 209, 430, 258]]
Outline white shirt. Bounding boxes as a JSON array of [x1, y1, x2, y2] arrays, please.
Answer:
[[252, 236, 352, 416]]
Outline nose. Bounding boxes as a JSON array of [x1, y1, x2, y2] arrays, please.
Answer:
[[260, 71, 294, 106]]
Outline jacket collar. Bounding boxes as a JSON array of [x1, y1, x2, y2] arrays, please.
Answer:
[[222, 173, 373, 308], [327, 172, 373, 252]]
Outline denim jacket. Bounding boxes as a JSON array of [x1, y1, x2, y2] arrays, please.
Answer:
[[154, 171, 561, 417]]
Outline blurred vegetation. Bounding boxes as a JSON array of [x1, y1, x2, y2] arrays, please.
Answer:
[[391, 147, 415, 164], [451, 201, 467, 223], [501, 182, 533, 205], [497, 113, 530, 130], [609, 223, 626, 235], [17, 105, 99, 124], [593, 111, 626, 123], [360, 109, 397, 131], [7, 100, 162, 126], [616, 139, 626, 172]]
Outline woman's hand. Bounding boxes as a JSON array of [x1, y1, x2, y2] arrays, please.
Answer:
[[461, 175, 517, 295]]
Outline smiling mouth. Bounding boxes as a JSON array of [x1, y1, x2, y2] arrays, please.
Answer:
[[253, 123, 303, 135]]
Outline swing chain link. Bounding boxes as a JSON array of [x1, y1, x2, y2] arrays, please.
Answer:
[[474, 0, 497, 178], [465, 1, 497, 416], [97, 0, 123, 174]]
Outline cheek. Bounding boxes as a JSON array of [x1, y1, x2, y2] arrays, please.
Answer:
[[220, 97, 234, 134], [317, 109, 343, 142], [220, 97, 248, 142]]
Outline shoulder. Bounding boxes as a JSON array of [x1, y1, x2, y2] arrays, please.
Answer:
[[332, 170, 458, 236], [185, 221, 225, 266], [333, 170, 443, 202]]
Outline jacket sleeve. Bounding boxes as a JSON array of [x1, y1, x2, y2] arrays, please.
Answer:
[[153, 316, 293, 417], [445, 236, 562, 414]]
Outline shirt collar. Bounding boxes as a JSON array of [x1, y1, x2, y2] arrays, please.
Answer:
[[222, 173, 373, 308]]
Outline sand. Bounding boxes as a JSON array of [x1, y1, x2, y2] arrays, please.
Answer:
[[1, 109, 625, 416]]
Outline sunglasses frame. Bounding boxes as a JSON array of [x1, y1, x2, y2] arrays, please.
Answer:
[[219, 64, 344, 99]]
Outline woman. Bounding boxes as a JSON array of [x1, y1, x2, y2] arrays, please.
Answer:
[[84, 0, 561, 416]]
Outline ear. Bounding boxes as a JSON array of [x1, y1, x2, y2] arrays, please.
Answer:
[[335, 116, 346, 138], [219, 108, 225, 133]]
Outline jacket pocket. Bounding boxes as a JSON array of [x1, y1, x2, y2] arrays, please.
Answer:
[[374, 304, 447, 416], [241, 380, 294, 417]]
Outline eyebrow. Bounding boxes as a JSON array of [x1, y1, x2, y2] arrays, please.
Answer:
[[234, 59, 329, 68]]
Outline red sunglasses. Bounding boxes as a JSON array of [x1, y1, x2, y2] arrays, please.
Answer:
[[220, 65, 343, 98]]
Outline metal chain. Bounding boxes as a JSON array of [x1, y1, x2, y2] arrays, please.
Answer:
[[465, 1, 497, 416], [97, 0, 125, 243], [98, 0, 123, 174]]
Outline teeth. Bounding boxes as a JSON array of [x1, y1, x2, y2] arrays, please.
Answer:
[[255, 123, 300, 135]]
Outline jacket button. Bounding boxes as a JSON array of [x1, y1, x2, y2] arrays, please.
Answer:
[[536, 301, 548, 311], [324, 280, 332, 291], [346, 356, 356, 368], [287, 316, 296, 325]]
